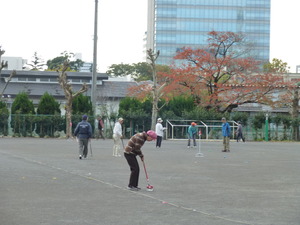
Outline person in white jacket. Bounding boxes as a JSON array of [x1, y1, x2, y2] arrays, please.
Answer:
[[155, 118, 166, 148], [113, 118, 124, 156]]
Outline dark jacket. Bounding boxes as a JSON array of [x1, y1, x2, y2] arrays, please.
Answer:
[[74, 120, 92, 139], [124, 132, 147, 157]]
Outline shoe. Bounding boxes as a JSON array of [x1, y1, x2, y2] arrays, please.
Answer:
[[187, 146, 190, 149], [127, 186, 139, 191], [222, 150, 227, 152], [134, 187, 141, 191], [79, 155, 82, 159]]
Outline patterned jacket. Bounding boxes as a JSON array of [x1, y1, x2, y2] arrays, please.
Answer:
[[124, 132, 147, 157]]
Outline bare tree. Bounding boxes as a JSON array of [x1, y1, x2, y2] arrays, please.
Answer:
[[57, 60, 88, 138], [147, 49, 168, 130]]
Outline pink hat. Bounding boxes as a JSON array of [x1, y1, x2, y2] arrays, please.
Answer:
[[146, 130, 157, 140]]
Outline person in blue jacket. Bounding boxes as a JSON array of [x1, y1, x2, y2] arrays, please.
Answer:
[[74, 115, 93, 159], [221, 117, 231, 152], [187, 122, 197, 148]]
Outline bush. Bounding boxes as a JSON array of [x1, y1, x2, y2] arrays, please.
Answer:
[[11, 93, 35, 136], [0, 101, 9, 135], [36, 93, 61, 137]]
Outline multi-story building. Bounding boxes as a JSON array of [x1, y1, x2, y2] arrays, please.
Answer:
[[146, 0, 271, 65], [1, 57, 27, 70]]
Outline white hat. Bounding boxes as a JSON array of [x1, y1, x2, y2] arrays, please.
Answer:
[[157, 118, 163, 122]]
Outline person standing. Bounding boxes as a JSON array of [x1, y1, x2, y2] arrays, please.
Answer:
[[74, 115, 92, 159], [124, 130, 157, 191], [187, 122, 197, 148], [222, 117, 231, 152], [236, 121, 245, 142], [97, 117, 105, 140], [113, 118, 124, 157], [155, 118, 166, 148]]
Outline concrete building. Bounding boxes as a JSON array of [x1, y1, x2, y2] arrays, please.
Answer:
[[79, 62, 93, 73], [147, 0, 271, 65], [1, 57, 27, 70], [0, 70, 137, 115]]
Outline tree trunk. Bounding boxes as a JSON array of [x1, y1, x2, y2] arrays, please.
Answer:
[[148, 49, 159, 130], [65, 99, 73, 139], [151, 99, 158, 130], [57, 60, 88, 139]]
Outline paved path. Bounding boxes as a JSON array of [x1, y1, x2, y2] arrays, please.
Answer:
[[1, 138, 299, 225]]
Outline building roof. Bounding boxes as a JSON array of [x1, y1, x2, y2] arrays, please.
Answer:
[[0, 70, 136, 103], [0, 70, 108, 80], [96, 80, 137, 100]]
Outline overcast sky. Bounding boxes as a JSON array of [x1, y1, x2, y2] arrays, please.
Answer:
[[0, 0, 299, 72]]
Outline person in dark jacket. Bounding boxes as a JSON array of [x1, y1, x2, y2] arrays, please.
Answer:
[[74, 115, 92, 159], [97, 117, 105, 140], [124, 130, 157, 191]]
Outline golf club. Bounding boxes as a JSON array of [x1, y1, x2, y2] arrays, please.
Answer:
[[121, 138, 125, 149], [89, 139, 93, 157], [142, 160, 154, 191]]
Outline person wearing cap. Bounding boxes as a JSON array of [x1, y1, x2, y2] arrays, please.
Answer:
[[222, 117, 231, 152], [235, 121, 245, 142], [74, 115, 93, 159], [187, 122, 197, 148], [112, 118, 124, 157], [124, 130, 157, 191], [155, 118, 167, 148]]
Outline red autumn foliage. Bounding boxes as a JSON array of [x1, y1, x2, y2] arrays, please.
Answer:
[[128, 31, 295, 112]]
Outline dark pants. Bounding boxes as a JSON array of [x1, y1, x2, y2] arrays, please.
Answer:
[[237, 132, 245, 142], [156, 136, 162, 147], [98, 129, 105, 140], [188, 133, 196, 146], [124, 153, 140, 188]]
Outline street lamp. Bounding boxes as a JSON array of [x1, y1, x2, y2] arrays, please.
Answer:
[[91, 0, 98, 116]]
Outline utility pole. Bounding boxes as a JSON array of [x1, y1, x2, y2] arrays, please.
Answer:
[[91, 0, 98, 116]]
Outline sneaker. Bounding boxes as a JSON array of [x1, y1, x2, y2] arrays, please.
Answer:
[[79, 155, 82, 159], [187, 146, 190, 149], [127, 186, 139, 191]]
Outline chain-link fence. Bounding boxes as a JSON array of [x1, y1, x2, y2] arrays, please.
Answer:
[[0, 114, 296, 141], [1, 114, 106, 138]]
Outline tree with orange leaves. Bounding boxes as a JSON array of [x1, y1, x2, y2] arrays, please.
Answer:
[[128, 31, 290, 118], [166, 31, 285, 112]]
